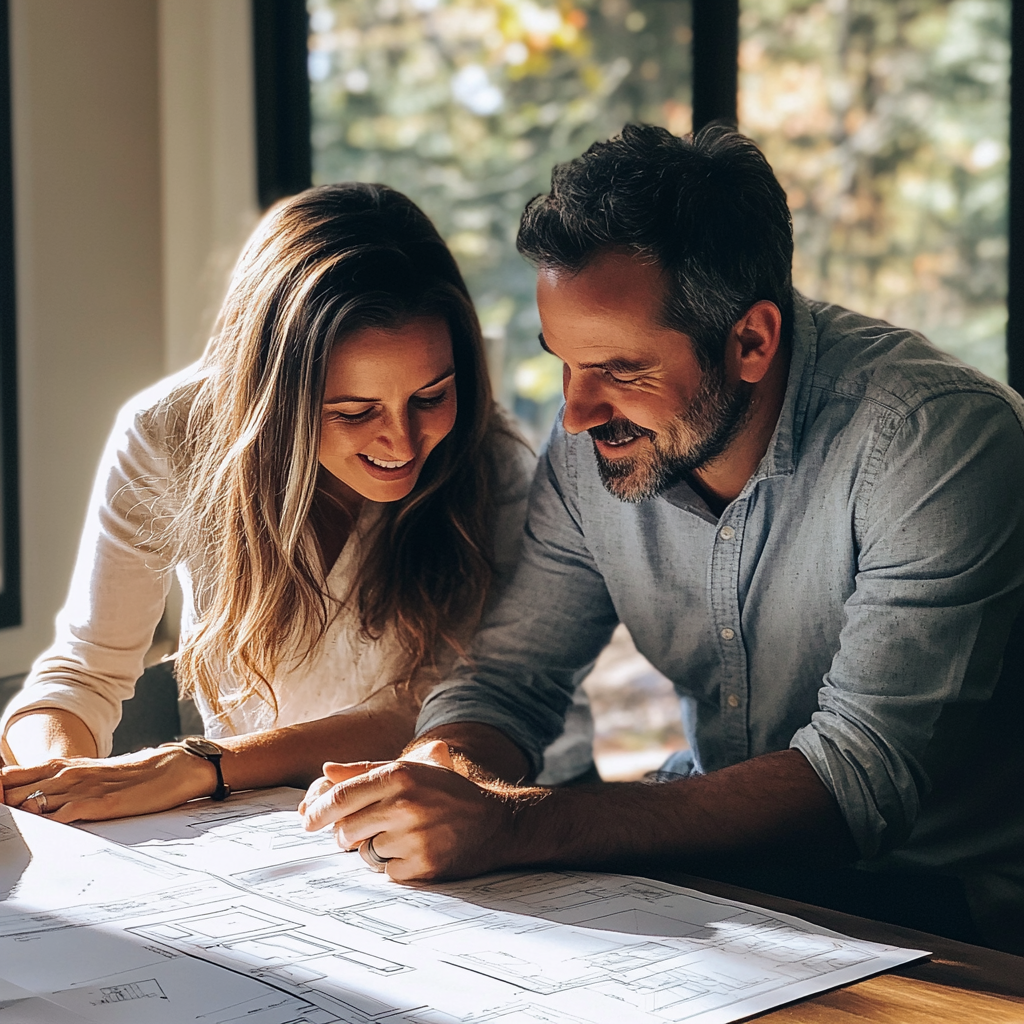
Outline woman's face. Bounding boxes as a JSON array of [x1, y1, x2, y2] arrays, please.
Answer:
[[319, 316, 458, 506]]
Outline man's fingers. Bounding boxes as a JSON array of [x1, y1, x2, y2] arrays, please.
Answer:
[[323, 760, 385, 783], [302, 763, 398, 832], [330, 803, 396, 852], [297, 761, 384, 815], [297, 775, 335, 815], [399, 740, 454, 770]]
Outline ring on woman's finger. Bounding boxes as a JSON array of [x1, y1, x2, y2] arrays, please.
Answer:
[[25, 789, 48, 814], [358, 834, 390, 873]]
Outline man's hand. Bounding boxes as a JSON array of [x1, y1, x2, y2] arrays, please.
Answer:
[[300, 741, 537, 881], [301, 743, 856, 884]]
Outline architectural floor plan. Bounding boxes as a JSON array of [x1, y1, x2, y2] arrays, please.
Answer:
[[0, 790, 926, 1023]]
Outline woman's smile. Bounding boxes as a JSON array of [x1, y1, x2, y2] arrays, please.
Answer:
[[358, 452, 416, 479]]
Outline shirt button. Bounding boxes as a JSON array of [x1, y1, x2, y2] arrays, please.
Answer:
[[720, 627, 736, 640], [719, 526, 735, 540], [727, 694, 740, 708]]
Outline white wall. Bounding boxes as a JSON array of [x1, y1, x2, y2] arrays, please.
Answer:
[[160, 0, 258, 373], [0, 0, 258, 676]]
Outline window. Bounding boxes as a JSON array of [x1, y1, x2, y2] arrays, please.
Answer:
[[0, 0, 21, 630]]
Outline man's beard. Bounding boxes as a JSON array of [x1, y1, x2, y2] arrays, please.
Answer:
[[589, 365, 753, 503]]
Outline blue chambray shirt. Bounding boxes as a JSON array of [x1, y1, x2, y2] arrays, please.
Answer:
[[418, 294, 1024, 947]]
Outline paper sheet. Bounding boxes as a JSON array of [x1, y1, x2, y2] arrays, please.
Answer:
[[0, 791, 928, 1023]]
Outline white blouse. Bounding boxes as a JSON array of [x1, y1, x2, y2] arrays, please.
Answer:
[[2, 367, 594, 782]]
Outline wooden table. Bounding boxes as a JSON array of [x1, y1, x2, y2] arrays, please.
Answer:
[[659, 872, 1024, 1023]]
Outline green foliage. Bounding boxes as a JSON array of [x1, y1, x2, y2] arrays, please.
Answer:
[[740, 0, 1010, 380]]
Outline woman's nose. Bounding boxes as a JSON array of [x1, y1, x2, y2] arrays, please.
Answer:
[[376, 407, 416, 459]]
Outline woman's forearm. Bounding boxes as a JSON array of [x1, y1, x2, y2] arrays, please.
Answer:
[[1, 695, 423, 823], [217, 696, 420, 792], [3, 709, 99, 764]]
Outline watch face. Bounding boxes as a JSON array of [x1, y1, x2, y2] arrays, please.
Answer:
[[181, 736, 223, 758]]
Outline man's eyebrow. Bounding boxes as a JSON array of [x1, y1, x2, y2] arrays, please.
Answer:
[[578, 357, 654, 374], [538, 333, 653, 374], [323, 366, 455, 405]]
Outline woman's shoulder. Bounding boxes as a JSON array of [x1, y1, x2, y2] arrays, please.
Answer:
[[481, 407, 537, 506], [115, 363, 207, 450]]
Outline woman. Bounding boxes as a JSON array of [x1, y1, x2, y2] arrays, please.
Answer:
[[0, 184, 592, 822]]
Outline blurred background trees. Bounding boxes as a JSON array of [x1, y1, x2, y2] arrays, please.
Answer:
[[741, 0, 1009, 381]]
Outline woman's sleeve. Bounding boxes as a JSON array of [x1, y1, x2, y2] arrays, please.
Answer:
[[1, 389, 178, 756]]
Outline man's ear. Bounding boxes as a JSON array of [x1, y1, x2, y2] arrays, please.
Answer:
[[726, 300, 783, 384]]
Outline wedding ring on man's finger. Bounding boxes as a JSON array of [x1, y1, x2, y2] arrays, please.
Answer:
[[25, 789, 48, 814], [359, 834, 390, 873]]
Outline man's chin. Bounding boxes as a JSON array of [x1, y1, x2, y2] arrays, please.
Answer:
[[595, 455, 661, 504]]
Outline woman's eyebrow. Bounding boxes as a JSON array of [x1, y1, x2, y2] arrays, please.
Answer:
[[323, 366, 456, 405]]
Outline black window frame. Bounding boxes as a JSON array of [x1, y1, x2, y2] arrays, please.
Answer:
[[254, 0, 1022, 395], [0, 0, 21, 630]]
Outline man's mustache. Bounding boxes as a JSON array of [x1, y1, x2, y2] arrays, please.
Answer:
[[588, 418, 656, 444]]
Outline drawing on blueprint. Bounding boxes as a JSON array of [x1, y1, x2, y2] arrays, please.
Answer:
[[93, 979, 167, 1004], [22, 791, 927, 1024]]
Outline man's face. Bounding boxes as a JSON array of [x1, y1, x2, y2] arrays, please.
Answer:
[[537, 252, 751, 503]]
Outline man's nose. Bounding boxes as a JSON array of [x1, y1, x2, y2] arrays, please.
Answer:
[[561, 369, 614, 435]]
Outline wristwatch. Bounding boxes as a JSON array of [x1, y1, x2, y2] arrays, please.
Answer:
[[163, 736, 231, 801]]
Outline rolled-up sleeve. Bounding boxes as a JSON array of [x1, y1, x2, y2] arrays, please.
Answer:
[[416, 420, 618, 774], [791, 390, 1024, 858]]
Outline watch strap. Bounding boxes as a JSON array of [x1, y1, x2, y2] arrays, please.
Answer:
[[164, 737, 231, 802]]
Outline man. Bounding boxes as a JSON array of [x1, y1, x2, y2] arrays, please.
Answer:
[[302, 125, 1024, 953]]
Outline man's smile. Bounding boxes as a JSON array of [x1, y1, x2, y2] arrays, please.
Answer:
[[594, 434, 643, 452]]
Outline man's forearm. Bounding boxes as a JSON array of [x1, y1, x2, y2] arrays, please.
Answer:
[[509, 748, 858, 871]]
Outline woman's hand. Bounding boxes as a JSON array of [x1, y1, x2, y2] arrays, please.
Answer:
[[0, 745, 219, 824]]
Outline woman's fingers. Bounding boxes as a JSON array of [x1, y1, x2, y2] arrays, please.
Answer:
[[2, 759, 81, 810], [1, 747, 219, 823]]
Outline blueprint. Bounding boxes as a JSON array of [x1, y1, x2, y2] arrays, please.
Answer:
[[0, 790, 927, 1024]]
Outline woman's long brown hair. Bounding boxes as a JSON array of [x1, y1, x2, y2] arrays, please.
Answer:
[[161, 184, 502, 720]]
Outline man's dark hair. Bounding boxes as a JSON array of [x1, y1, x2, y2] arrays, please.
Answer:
[[517, 124, 794, 367]]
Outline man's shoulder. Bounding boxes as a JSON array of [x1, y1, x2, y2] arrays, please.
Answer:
[[804, 298, 1024, 426]]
